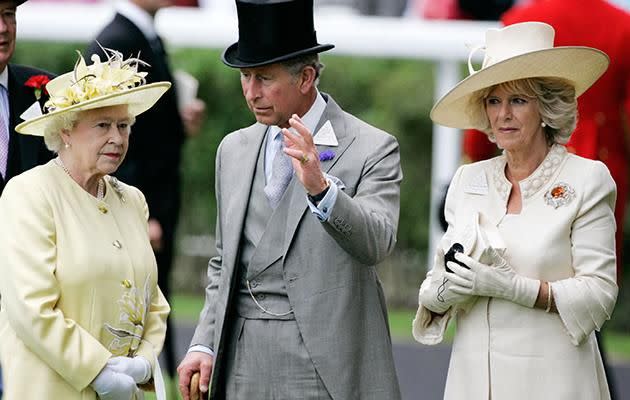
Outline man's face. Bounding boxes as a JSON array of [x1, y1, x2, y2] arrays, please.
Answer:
[[0, 2, 16, 72], [239, 63, 304, 128]]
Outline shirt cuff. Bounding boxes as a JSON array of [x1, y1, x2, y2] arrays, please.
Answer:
[[188, 344, 215, 358], [307, 177, 339, 221]]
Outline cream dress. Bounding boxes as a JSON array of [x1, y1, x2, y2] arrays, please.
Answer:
[[414, 145, 618, 399], [0, 161, 170, 400]]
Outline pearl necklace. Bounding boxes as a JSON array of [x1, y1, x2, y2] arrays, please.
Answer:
[[54, 157, 105, 200]]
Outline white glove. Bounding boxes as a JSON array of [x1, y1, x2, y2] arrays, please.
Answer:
[[107, 356, 152, 384], [419, 247, 474, 314], [445, 248, 540, 308], [91, 364, 138, 400]]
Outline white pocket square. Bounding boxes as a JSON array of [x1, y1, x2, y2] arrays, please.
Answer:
[[313, 120, 338, 146]]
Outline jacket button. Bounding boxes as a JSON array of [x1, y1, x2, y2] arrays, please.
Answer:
[[112, 240, 122, 249]]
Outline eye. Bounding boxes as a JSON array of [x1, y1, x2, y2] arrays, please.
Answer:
[[2, 10, 16, 21], [486, 97, 500, 105], [510, 97, 528, 105], [97, 122, 111, 129]]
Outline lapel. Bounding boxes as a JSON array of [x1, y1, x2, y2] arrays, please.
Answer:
[[223, 124, 267, 272], [283, 94, 356, 252], [6, 65, 41, 181]]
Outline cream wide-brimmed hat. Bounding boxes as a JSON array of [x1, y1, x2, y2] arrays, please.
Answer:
[[16, 49, 171, 136], [430, 22, 609, 130]]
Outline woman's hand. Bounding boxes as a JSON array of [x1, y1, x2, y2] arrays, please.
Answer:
[[107, 356, 151, 384], [419, 248, 474, 314], [445, 249, 540, 308], [91, 363, 138, 400]]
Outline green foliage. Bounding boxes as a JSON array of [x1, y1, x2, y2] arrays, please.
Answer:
[[13, 42, 436, 253]]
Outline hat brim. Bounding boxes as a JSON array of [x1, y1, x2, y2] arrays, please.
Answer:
[[430, 46, 609, 130], [16, 82, 171, 136], [221, 42, 334, 68]]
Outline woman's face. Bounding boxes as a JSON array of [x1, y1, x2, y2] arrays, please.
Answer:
[[63, 105, 132, 178], [485, 85, 546, 153]]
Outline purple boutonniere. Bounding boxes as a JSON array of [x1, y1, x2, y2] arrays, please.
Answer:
[[319, 150, 335, 161]]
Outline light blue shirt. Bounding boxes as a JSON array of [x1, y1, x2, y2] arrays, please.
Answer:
[[264, 90, 339, 221]]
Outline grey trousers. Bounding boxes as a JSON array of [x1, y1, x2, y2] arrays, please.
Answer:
[[223, 317, 332, 400]]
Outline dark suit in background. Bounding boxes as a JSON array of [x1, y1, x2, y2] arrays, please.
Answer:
[[87, 10, 186, 378], [0, 64, 54, 195]]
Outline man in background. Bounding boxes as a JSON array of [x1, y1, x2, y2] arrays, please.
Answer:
[[87, 0, 206, 382]]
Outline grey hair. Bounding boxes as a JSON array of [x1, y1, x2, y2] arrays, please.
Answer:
[[281, 54, 325, 86], [42, 108, 137, 152], [43, 111, 81, 153], [468, 77, 577, 145]]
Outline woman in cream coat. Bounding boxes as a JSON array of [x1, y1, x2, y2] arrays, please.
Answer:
[[413, 22, 617, 399], [0, 50, 171, 400]]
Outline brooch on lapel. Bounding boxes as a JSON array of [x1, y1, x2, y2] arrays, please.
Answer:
[[319, 149, 335, 161], [109, 176, 126, 203], [544, 182, 575, 208]]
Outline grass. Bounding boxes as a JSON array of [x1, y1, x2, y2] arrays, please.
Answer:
[[171, 294, 630, 362]]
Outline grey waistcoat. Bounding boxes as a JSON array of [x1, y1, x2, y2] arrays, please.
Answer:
[[234, 132, 294, 320]]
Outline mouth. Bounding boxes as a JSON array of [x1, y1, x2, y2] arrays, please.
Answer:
[[102, 153, 122, 160]]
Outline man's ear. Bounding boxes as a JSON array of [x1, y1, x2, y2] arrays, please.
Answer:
[[298, 66, 317, 94]]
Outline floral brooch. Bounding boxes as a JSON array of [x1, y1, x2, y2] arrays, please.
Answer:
[[544, 182, 575, 209], [319, 149, 335, 161], [24, 74, 50, 101]]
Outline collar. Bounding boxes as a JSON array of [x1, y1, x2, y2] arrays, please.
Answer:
[[269, 89, 326, 141], [0, 67, 8, 90], [116, 1, 158, 40], [492, 143, 567, 200]]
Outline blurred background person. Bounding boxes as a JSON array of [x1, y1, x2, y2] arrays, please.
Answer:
[[0, 49, 170, 400], [87, 0, 207, 384], [415, 21, 616, 399], [0, 0, 54, 197]]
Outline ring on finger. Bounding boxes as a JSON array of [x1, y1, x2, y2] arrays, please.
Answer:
[[300, 153, 310, 164]]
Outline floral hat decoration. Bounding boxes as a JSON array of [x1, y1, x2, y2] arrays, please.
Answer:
[[16, 48, 171, 136]]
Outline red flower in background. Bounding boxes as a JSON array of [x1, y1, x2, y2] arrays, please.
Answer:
[[25, 75, 50, 100]]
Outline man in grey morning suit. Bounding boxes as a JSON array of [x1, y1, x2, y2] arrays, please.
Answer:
[[177, 1, 403, 399]]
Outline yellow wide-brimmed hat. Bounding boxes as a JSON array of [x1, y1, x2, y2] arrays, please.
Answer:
[[430, 22, 609, 130], [16, 49, 171, 136]]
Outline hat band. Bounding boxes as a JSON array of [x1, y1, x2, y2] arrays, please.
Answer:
[[237, 30, 318, 64]]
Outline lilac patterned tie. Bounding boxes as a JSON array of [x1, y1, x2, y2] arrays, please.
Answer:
[[0, 86, 8, 179], [264, 134, 293, 208]]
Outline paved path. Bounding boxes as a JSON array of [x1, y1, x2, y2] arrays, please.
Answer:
[[173, 322, 630, 399]]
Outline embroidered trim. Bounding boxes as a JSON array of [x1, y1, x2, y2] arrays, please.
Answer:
[[492, 144, 567, 200]]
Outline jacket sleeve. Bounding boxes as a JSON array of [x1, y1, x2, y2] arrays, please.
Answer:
[[0, 177, 111, 391], [323, 133, 402, 265], [552, 161, 618, 345], [133, 188, 170, 368], [412, 165, 465, 344], [190, 140, 224, 351]]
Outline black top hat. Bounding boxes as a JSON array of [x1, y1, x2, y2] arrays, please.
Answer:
[[222, 0, 334, 68]]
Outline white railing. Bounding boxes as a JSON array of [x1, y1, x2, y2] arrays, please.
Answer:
[[17, 3, 498, 265]]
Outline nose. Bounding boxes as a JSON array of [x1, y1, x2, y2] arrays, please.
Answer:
[[498, 102, 512, 120], [243, 79, 261, 103], [108, 125, 126, 145]]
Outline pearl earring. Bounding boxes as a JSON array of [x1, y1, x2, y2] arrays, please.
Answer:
[[64, 143, 70, 149], [541, 122, 547, 128]]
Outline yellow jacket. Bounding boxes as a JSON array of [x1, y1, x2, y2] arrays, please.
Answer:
[[0, 161, 170, 400]]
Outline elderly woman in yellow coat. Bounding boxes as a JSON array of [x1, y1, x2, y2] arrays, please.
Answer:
[[0, 50, 171, 400], [413, 22, 617, 399]]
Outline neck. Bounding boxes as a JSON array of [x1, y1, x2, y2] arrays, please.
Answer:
[[505, 144, 551, 182], [57, 154, 103, 198]]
